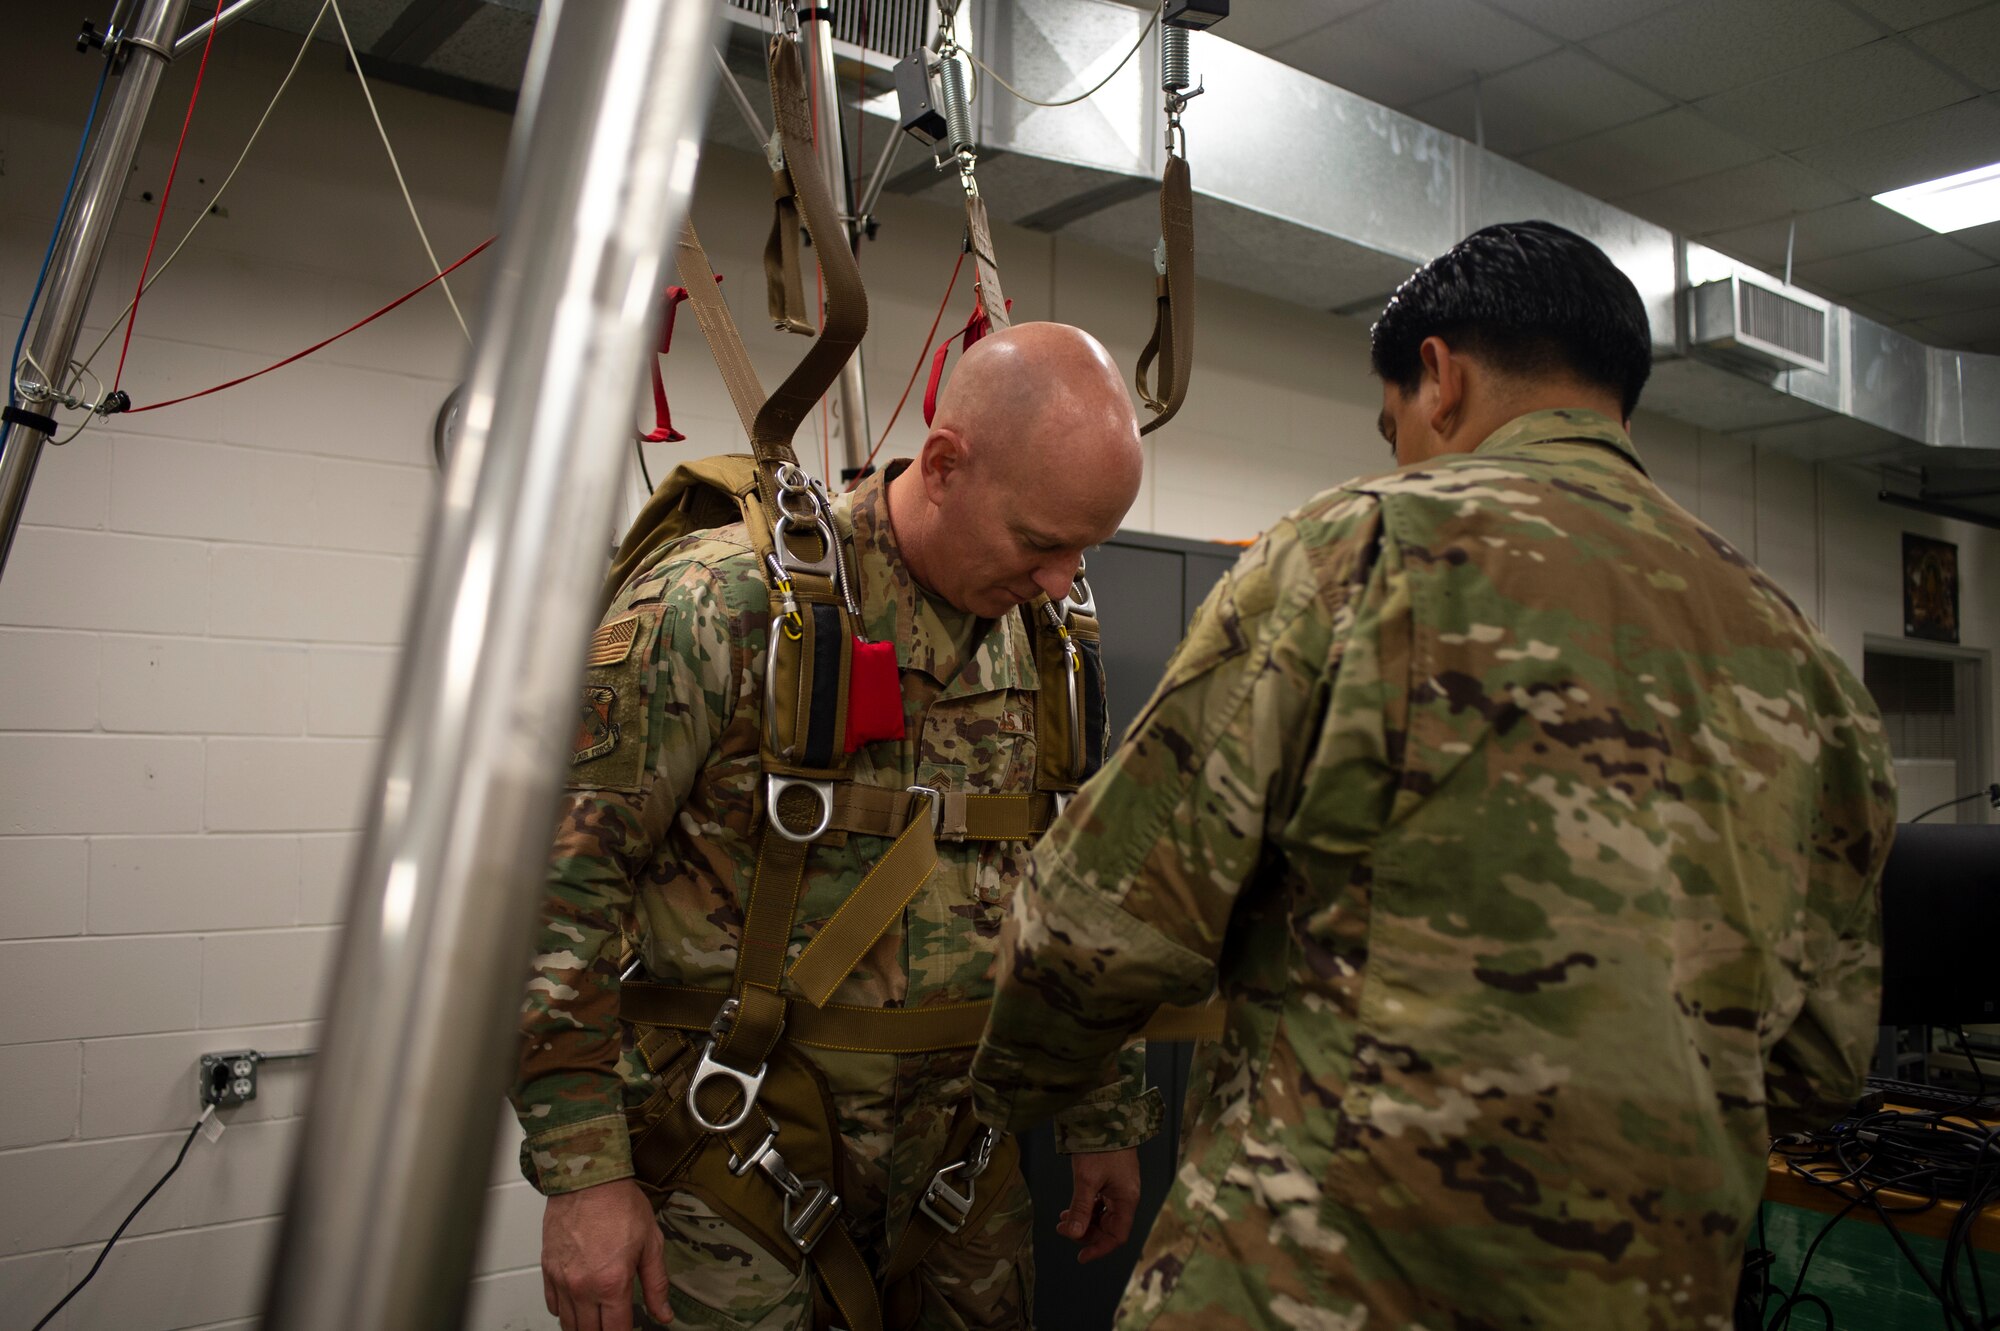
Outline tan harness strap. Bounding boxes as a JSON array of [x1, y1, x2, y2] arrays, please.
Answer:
[[1135, 154, 1195, 436], [712, 831, 809, 1077], [963, 193, 1009, 332], [823, 786, 1055, 842], [676, 219, 768, 442], [787, 812, 940, 1008], [625, 982, 1226, 1050], [624, 982, 994, 1053]]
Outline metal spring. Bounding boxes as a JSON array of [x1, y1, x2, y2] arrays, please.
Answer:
[[939, 52, 973, 154], [1161, 23, 1190, 94]]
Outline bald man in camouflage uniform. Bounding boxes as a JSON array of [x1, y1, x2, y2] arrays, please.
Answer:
[[971, 223, 1894, 1330], [515, 323, 1160, 1331]]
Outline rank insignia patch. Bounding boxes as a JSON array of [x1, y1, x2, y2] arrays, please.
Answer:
[[588, 614, 640, 666], [572, 685, 619, 764]]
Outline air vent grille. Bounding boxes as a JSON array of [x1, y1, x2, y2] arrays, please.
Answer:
[[1689, 274, 1831, 375], [727, 0, 928, 58], [1739, 282, 1826, 367]]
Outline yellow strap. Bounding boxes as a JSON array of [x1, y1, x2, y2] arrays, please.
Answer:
[[787, 813, 939, 1008]]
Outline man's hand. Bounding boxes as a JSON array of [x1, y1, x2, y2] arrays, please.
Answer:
[[1059, 1147, 1142, 1264], [542, 1178, 673, 1331]]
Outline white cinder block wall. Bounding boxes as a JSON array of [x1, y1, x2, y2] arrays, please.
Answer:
[[2, 11, 1995, 1331]]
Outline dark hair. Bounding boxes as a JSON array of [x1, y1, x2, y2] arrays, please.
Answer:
[[1369, 220, 1652, 419]]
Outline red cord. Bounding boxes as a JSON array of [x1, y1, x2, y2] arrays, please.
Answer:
[[848, 248, 964, 488], [127, 236, 494, 413], [113, 9, 222, 392]]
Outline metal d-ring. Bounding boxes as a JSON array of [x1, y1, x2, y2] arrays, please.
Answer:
[[1061, 571, 1096, 620], [686, 1045, 768, 1135], [767, 774, 834, 844], [773, 511, 839, 579]]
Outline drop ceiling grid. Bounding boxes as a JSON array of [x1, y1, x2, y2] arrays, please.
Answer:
[[1250, 0, 2000, 349]]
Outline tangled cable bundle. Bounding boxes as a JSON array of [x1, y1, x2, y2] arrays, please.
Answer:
[[1743, 1101, 2000, 1330]]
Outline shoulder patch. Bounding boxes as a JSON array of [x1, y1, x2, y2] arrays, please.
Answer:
[[572, 685, 620, 764], [588, 614, 640, 666]]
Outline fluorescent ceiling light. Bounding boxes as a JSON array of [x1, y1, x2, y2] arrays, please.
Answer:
[[1873, 160, 2000, 233]]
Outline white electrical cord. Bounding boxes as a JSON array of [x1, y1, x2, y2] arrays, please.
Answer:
[[963, 2, 1161, 109], [326, 0, 471, 341]]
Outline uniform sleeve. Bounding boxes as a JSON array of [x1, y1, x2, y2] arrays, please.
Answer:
[[1046, 620, 1163, 1153], [511, 564, 738, 1194], [973, 504, 1385, 1132], [1765, 686, 1895, 1138]]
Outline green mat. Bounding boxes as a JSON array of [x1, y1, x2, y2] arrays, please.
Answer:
[[1756, 1200, 2000, 1328]]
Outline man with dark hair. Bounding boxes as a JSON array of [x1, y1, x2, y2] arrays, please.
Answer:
[[969, 221, 1894, 1329]]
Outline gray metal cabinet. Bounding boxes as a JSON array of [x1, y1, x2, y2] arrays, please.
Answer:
[[1013, 530, 1241, 1329]]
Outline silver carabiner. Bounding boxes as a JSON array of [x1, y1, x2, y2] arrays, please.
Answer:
[[767, 774, 835, 844]]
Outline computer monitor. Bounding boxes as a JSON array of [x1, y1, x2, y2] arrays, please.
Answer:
[[1878, 823, 2000, 1025]]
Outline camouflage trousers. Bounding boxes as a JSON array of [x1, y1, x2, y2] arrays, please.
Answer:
[[636, 1157, 1036, 1331]]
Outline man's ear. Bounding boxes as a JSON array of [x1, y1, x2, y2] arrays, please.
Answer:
[[918, 428, 966, 502], [1419, 336, 1464, 439]]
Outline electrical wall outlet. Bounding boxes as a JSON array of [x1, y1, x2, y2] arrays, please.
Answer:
[[199, 1051, 260, 1109]]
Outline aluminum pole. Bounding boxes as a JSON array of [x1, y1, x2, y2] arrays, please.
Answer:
[[172, 0, 275, 59], [259, 2, 719, 1328], [0, 0, 192, 583], [799, 1, 872, 478]]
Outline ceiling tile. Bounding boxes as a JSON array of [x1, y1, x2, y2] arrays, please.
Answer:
[[1618, 155, 1855, 234], [1912, 306, 2000, 348], [1864, 265, 2000, 319], [1274, 0, 1561, 107], [1584, 0, 1880, 101], [1209, 3, 1370, 53], [1475, 0, 1684, 42], [1520, 108, 1767, 199], [1908, 6, 2000, 91], [1793, 96, 2000, 193], [1953, 219, 2000, 261], [1843, 0, 1989, 29], [1703, 199, 1934, 269], [1269, 14, 1471, 106], [1694, 40, 1970, 152], [1403, 82, 1483, 142], [1424, 48, 1671, 154], [1791, 235, 1993, 295]]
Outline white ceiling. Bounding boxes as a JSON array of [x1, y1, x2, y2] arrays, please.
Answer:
[[244, 0, 2000, 354], [1231, 0, 2000, 353]]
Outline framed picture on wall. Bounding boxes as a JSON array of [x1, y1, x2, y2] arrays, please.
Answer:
[[1903, 532, 1959, 644]]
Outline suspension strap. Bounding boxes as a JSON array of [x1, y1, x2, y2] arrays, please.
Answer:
[[964, 192, 1009, 335], [766, 135, 816, 335], [1135, 153, 1194, 435], [752, 32, 869, 515]]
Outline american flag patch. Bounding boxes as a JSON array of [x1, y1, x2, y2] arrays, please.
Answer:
[[587, 613, 640, 666]]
